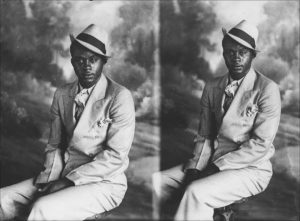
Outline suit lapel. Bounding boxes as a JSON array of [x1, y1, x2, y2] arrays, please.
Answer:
[[213, 75, 228, 127], [62, 81, 78, 135], [73, 74, 108, 138]]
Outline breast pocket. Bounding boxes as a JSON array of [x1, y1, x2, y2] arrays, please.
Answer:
[[241, 112, 258, 129], [90, 124, 109, 140], [90, 118, 112, 139], [241, 104, 259, 126]]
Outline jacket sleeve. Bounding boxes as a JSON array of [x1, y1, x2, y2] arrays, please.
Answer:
[[66, 89, 135, 185], [185, 82, 214, 171], [214, 82, 281, 170], [35, 89, 64, 184]]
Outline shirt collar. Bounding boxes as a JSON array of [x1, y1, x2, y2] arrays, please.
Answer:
[[228, 76, 244, 86], [78, 83, 95, 95]]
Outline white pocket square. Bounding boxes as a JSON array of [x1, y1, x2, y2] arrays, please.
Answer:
[[97, 118, 112, 127], [245, 105, 258, 117]]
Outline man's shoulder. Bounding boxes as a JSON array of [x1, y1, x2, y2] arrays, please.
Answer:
[[205, 75, 227, 88], [60, 81, 77, 90], [105, 75, 132, 98], [105, 75, 134, 109], [254, 70, 279, 91], [54, 81, 77, 96]]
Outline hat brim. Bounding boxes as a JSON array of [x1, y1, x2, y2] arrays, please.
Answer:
[[71, 37, 111, 58], [223, 28, 260, 52]]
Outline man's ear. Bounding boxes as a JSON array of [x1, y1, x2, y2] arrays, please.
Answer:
[[222, 51, 226, 59], [70, 57, 75, 66], [69, 34, 75, 42]]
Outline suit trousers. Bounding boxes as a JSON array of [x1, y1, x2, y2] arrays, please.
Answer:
[[0, 177, 126, 220], [152, 163, 272, 221]]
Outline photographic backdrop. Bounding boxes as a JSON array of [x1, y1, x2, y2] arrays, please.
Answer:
[[0, 0, 299, 220]]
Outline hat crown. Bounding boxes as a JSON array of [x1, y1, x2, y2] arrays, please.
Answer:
[[224, 19, 259, 51], [79, 24, 108, 46], [72, 24, 110, 57], [231, 20, 258, 42]]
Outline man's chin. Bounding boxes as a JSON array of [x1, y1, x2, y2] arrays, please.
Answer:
[[231, 71, 242, 76], [80, 80, 95, 88], [229, 71, 246, 80], [230, 68, 243, 74]]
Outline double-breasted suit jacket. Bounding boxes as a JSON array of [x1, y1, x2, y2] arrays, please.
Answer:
[[35, 74, 135, 187], [188, 68, 281, 173]]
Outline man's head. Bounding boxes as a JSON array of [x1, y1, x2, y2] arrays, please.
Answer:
[[71, 41, 107, 88], [70, 24, 110, 88], [222, 35, 255, 80], [222, 20, 259, 80]]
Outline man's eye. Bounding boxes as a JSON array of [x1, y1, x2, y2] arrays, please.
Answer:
[[89, 57, 98, 63], [240, 51, 246, 55], [74, 58, 84, 64], [74, 59, 83, 64], [73, 56, 99, 65], [227, 51, 234, 56]]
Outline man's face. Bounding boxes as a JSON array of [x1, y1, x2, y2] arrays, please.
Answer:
[[71, 46, 105, 88], [223, 39, 254, 80]]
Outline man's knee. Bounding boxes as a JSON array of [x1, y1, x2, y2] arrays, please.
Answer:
[[152, 172, 173, 200], [0, 190, 19, 219], [152, 172, 162, 196], [0, 196, 13, 220], [0, 192, 12, 210]]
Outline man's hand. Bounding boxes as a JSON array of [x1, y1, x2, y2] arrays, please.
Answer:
[[37, 178, 74, 195], [200, 163, 220, 178], [183, 164, 220, 187], [182, 169, 202, 187]]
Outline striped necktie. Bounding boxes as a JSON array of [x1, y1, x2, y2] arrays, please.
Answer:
[[223, 93, 234, 114], [223, 80, 239, 114], [74, 89, 89, 123]]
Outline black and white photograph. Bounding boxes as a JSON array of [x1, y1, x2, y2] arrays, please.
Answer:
[[0, 0, 299, 220]]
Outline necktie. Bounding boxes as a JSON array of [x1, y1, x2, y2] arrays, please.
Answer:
[[223, 93, 234, 114], [75, 102, 84, 123], [74, 89, 89, 123], [223, 81, 239, 114]]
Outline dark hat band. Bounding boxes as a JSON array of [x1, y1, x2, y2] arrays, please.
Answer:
[[76, 33, 106, 54], [228, 28, 256, 49]]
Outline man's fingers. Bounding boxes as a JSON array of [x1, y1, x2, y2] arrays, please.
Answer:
[[37, 183, 52, 192], [37, 186, 46, 192]]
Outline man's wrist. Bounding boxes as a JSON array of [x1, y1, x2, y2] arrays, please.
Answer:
[[185, 168, 201, 176], [183, 169, 202, 186], [63, 177, 75, 186], [203, 163, 220, 177]]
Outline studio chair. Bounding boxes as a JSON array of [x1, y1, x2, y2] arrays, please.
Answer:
[[213, 198, 248, 221]]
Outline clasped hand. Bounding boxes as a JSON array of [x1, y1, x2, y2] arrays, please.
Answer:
[[35, 178, 74, 195], [183, 163, 220, 187]]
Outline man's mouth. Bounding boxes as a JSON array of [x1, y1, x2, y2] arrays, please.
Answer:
[[83, 73, 94, 80], [232, 65, 242, 71]]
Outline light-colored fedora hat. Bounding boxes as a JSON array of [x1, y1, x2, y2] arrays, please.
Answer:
[[70, 24, 110, 57], [222, 19, 259, 52]]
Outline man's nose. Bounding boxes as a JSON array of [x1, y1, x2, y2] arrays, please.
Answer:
[[232, 51, 241, 61], [82, 59, 92, 68]]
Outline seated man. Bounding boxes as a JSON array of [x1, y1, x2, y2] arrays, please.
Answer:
[[0, 24, 135, 220], [152, 20, 281, 220]]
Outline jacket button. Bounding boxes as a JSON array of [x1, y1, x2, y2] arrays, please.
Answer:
[[89, 153, 93, 157]]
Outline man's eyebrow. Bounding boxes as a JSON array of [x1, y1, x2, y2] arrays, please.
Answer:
[[73, 55, 98, 58], [225, 48, 248, 51]]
